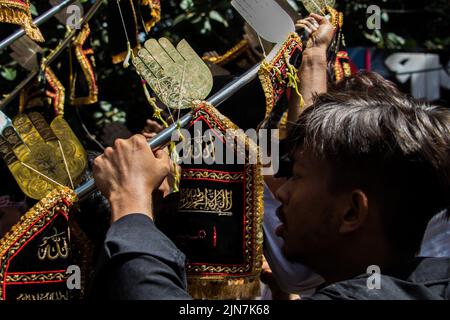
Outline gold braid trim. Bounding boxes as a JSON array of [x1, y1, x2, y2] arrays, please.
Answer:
[[0, 187, 77, 257], [71, 24, 98, 105], [258, 33, 302, 120], [202, 39, 250, 66], [45, 67, 65, 116], [6, 272, 66, 283], [325, 5, 339, 28], [188, 275, 261, 300], [0, 187, 77, 300], [142, 0, 161, 33], [0, 0, 44, 42], [186, 103, 264, 299]]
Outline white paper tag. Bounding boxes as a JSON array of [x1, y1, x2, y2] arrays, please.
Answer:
[[231, 0, 295, 44]]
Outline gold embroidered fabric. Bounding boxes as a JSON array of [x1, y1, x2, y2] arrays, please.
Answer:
[[258, 33, 303, 128], [0, 0, 44, 42], [70, 24, 98, 105], [141, 0, 161, 33], [0, 187, 77, 300], [19, 66, 65, 116]]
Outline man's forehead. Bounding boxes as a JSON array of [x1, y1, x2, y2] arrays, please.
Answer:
[[292, 149, 329, 171]]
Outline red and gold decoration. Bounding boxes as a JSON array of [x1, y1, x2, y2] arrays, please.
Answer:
[[108, 0, 161, 65], [70, 24, 98, 106], [0, 187, 78, 300], [141, 0, 161, 33], [19, 66, 65, 117], [0, 0, 43, 42], [258, 33, 303, 128]]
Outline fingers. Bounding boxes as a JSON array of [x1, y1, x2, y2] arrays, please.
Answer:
[[155, 148, 169, 162], [310, 13, 326, 24], [143, 119, 164, 134], [295, 17, 319, 34], [142, 132, 156, 140]]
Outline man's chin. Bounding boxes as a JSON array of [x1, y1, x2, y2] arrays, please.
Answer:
[[281, 244, 305, 264]]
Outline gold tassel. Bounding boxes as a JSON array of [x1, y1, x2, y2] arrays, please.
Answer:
[[187, 275, 261, 300]]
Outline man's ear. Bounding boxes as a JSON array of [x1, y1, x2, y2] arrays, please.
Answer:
[[339, 190, 369, 234]]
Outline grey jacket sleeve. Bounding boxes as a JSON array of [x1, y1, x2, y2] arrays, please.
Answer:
[[93, 213, 192, 300]]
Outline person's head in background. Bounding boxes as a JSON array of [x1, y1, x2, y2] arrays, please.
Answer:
[[276, 71, 450, 285]]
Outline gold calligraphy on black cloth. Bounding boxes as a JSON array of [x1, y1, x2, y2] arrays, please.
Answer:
[[37, 228, 69, 261], [179, 188, 233, 216]]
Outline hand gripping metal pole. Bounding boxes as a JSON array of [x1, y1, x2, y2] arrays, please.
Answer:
[[75, 63, 261, 201]]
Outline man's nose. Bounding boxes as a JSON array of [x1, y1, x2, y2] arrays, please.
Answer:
[[275, 181, 289, 205]]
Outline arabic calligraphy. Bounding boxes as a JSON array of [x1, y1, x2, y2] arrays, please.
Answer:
[[37, 228, 69, 261], [179, 188, 233, 216], [16, 290, 69, 300]]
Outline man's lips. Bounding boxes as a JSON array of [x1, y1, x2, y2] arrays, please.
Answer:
[[275, 224, 284, 237], [275, 206, 286, 237], [276, 206, 286, 224]]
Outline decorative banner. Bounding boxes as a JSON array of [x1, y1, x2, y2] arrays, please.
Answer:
[[70, 24, 98, 106], [0, 0, 44, 42], [258, 32, 303, 128], [158, 103, 264, 300], [141, 0, 160, 33], [0, 187, 78, 300]]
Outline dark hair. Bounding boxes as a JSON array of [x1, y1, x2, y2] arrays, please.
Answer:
[[290, 71, 450, 257]]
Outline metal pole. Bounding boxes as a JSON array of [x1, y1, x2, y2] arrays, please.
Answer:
[[0, 0, 76, 51], [75, 63, 262, 201], [0, 0, 104, 110]]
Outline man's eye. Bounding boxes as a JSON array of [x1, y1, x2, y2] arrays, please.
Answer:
[[275, 160, 293, 178]]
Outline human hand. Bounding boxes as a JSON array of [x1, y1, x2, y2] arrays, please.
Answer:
[[142, 119, 164, 141], [296, 13, 335, 51], [93, 134, 170, 223]]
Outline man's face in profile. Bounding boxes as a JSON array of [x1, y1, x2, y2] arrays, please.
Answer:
[[275, 150, 345, 267]]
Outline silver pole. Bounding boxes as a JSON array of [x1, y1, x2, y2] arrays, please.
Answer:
[[0, 0, 76, 51], [75, 63, 261, 200]]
